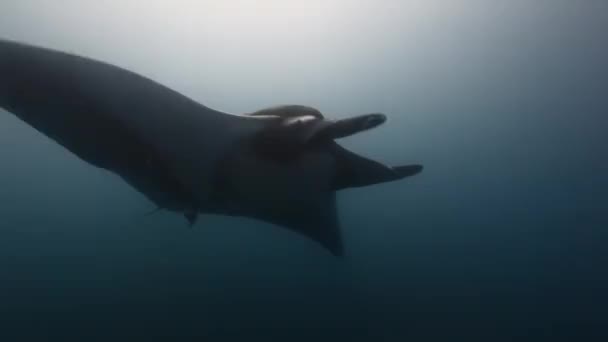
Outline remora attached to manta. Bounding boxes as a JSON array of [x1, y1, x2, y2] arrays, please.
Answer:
[[0, 39, 423, 256]]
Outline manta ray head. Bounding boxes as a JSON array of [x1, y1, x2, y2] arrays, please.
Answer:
[[212, 105, 423, 256]]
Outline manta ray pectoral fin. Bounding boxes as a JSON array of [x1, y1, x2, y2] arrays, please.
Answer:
[[0, 39, 267, 208], [260, 193, 343, 257], [331, 142, 423, 190]]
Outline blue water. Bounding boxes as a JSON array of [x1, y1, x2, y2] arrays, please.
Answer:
[[1, 1, 607, 341]]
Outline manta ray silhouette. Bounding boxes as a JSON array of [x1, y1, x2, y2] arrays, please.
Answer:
[[0, 39, 423, 256]]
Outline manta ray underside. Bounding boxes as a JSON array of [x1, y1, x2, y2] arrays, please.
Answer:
[[0, 39, 423, 256]]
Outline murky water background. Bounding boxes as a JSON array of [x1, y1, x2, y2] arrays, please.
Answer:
[[1, 1, 607, 341]]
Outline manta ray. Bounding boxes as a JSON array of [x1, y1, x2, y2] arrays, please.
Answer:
[[0, 39, 422, 256]]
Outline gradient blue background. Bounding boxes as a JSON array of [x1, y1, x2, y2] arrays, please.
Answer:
[[1, 1, 607, 341]]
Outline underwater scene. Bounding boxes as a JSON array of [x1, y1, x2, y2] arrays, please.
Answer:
[[0, 1, 606, 341]]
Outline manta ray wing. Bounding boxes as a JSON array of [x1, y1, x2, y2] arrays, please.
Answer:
[[244, 192, 343, 257], [0, 39, 270, 207]]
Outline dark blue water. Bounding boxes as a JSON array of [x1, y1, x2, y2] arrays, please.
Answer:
[[1, 2, 607, 341]]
